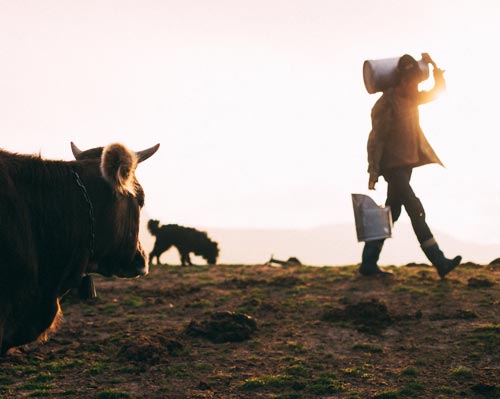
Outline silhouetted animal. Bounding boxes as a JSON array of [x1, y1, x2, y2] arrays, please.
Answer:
[[0, 141, 159, 354], [147, 220, 219, 266], [266, 255, 302, 266]]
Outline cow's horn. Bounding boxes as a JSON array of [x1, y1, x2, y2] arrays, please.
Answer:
[[136, 143, 160, 163], [71, 142, 83, 158]]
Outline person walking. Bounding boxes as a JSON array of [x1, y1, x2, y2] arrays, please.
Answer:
[[360, 52, 461, 278]]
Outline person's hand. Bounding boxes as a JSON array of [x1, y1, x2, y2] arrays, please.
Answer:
[[368, 174, 378, 190], [421, 52, 437, 68]]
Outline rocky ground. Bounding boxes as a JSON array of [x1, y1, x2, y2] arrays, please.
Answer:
[[1, 261, 500, 398]]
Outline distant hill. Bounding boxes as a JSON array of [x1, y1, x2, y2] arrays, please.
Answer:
[[140, 216, 500, 266]]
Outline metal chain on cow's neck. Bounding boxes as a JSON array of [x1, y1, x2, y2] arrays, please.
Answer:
[[71, 170, 95, 260]]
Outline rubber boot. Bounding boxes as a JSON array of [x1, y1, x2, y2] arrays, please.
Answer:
[[359, 240, 392, 276], [421, 239, 461, 279]]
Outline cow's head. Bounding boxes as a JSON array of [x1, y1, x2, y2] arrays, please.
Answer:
[[71, 142, 159, 278], [206, 241, 220, 265]]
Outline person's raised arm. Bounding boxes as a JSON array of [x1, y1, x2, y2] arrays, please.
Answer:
[[418, 52, 446, 104]]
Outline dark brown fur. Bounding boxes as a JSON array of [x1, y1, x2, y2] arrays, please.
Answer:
[[0, 142, 158, 354], [147, 220, 219, 266]]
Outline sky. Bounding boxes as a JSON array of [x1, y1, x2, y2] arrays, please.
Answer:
[[1, 0, 500, 252]]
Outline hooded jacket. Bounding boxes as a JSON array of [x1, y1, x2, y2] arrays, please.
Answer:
[[367, 68, 446, 179]]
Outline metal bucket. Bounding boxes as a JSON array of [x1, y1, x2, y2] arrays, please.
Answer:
[[351, 193, 393, 242], [363, 56, 430, 94]]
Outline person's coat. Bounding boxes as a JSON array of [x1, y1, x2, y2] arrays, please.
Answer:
[[367, 68, 446, 179]]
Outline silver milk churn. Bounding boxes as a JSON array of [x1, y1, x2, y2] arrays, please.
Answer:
[[363, 56, 430, 94], [351, 193, 393, 242]]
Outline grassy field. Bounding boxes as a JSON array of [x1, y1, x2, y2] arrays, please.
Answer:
[[1, 261, 500, 398]]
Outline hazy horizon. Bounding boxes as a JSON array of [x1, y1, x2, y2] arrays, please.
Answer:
[[139, 216, 500, 266]]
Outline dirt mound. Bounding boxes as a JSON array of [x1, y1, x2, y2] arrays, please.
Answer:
[[321, 298, 393, 334], [471, 383, 500, 396], [405, 262, 431, 268], [468, 277, 495, 288], [185, 311, 257, 343], [118, 334, 184, 364]]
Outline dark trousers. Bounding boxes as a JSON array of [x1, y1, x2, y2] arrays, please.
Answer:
[[362, 167, 435, 267], [383, 167, 433, 244]]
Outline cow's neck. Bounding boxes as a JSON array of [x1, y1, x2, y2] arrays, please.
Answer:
[[71, 169, 96, 261]]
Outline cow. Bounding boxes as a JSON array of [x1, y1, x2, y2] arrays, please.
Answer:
[[0, 141, 159, 354]]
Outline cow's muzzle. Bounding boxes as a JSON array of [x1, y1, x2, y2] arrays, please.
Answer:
[[119, 250, 149, 278]]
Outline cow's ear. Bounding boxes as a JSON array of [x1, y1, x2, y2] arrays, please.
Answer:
[[100, 143, 138, 195]]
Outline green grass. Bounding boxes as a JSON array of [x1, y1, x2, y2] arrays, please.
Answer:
[[32, 373, 55, 382], [352, 343, 384, 353], [240, 371, 343, 395], [101, 303, 120, 314], [61, 389, 79, 396], [399, 367, 419, 376], [28, 390, 52, 397], [399, 381, 425, 395], [433, 386, 459, 395], [185, 299, 213, 308], [473, 323, 500, 333], [22, 382, 55, 390], [450, 366, 473, 379], [392, 285, 426, 295], [240, 375, 294, 391], [194, 361, 213, 371], [467, 325, 500, 351], [86, 361, 110, 375], [163, 363, 193, 377], [371, 390, 400, 399], [284, 364, 311, 378], [122, 296, 145, 307], [341, 365, 373, 379], [286, 341, 306, 353], [307, 375, 343, 394], [94, 389, 131, 399], [370, 381, 425, 398], [0, 375, 15, 384], [271, 393, 304, 399]]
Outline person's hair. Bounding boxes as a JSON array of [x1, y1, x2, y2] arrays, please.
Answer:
[[397, 54, 422, 82]]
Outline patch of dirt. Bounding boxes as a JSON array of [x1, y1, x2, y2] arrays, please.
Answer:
[[321, 298, 393, 334], [471, 383, 500, 396], [218, 277, 267, 289], [118, 334, 184, 364], [468, 277, 495, 288], [268, 275, 303, 287], [185, 311, 257, 343]]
